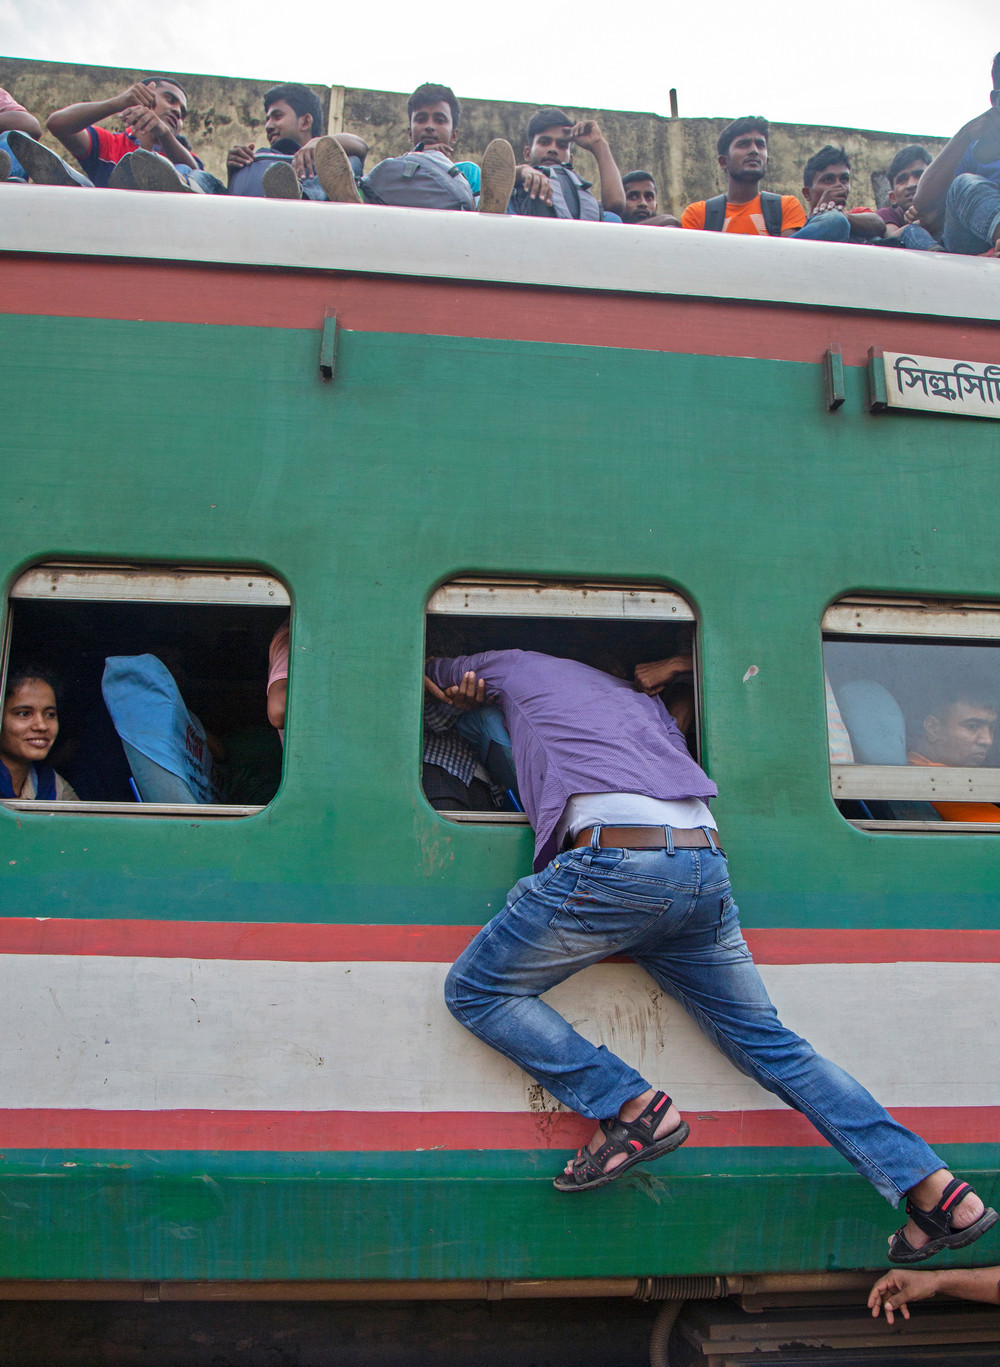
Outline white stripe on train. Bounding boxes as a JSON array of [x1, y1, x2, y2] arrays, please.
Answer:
[[1, 955, 996, 1112], [2, 187, 998, 322]]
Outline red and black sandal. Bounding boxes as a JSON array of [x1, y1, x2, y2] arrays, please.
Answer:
[[553, 1091, 690, 1193], [888, 1178, 998, 1264]]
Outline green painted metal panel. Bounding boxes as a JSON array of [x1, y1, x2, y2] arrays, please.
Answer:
[[2, 317, 999, 927], [2, 305, 999, 1285], [0, 1146, 998, 1281]]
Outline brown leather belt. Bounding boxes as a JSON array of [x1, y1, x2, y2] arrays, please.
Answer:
[[571, 825, 718, 851]]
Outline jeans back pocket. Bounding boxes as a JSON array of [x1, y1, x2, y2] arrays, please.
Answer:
[[549, 872, 672, 952]]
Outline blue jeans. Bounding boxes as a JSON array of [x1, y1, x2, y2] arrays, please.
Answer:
[[177, 166, 227, 195], [791, 211, 851, 242], [899, 222, 939, 250], [0, 131, 28, 182], [873, 223, 940, 251], [445, 832, 943, 1205], [943, 172, 1000, 254]]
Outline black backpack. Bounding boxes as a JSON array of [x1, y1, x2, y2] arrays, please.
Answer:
[[703, 190, 783, 236], [512, 164, 604, 221]]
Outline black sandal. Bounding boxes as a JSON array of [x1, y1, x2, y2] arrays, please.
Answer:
[[888, 1178, 998, 1264], [553, 1091, 690, 1193]]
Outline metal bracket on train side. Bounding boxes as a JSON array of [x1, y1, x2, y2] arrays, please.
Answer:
[[319, 310, 338, 381], [866, 345, 888, 413], [823, 346, 845, 411]]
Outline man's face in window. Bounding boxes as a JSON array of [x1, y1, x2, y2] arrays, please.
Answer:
[[923, 701, 997, 767]]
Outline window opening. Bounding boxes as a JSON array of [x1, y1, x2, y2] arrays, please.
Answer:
[[823, 597, 1000, 832], [2, 564, 290, 816], [424, 579, 698, 824]]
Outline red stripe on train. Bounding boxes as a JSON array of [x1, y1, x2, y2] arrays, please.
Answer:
[[0, 919, 998, 963], [4, 257, 1000, 369], [0, 1106, 994, 1152]]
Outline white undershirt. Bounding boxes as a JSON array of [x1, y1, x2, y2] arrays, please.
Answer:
[[555, 792, 717, 848]]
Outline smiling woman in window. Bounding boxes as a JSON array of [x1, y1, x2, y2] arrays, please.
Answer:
[[0, 665, 79, 802]]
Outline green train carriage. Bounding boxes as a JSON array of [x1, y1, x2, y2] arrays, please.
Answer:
[[0, 186, 999, 1292]]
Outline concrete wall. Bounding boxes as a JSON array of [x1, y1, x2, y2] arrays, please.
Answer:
[[0, 55, 947, 212]]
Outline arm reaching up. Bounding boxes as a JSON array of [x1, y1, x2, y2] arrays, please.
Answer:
[[570, 120, 625, 216], [47, 81, 156, 161]]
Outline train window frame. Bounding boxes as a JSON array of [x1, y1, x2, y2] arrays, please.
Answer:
[[424, 577, 700, 826], [823, 595, 1000, 834], [1, 562, 290, 819]]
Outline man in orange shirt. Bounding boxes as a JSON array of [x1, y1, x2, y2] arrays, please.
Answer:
[[682, 117, 848, 241], [908, 685, 1000, 822]]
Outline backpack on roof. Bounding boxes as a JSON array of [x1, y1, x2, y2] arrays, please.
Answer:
[[512, 164, 604, 221], [360, 149, 476, 210], [703, 190, 784, 236]]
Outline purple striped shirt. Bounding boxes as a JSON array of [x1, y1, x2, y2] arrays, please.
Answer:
[[426, 651, 716, 870]]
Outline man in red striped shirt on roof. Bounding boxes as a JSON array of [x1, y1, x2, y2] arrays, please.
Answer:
[[10, 74, 213, 193]]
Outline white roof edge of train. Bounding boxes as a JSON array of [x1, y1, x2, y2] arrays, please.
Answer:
[[2, 184, 998, 322]]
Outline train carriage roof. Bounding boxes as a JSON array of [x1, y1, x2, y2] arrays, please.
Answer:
[[2, 185, 999, 322]]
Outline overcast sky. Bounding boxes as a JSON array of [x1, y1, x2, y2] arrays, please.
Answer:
[[2, 0, 996, 139]]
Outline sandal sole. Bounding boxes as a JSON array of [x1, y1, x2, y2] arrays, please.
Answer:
[[553, 1120, 690, 1193], [478, 139, 516, 215], [315, 137, 362, 204], [888, 1205, 999, 1264]]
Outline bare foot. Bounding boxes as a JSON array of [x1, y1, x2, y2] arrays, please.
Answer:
[[896, 1170, 985, 1252], [563, 1089, 684, 1177]]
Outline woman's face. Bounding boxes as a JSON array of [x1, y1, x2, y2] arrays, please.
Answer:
[[1, 679, 59, 767]]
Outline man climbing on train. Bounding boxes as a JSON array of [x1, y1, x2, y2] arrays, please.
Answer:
[[426, 649, 997, 1261]]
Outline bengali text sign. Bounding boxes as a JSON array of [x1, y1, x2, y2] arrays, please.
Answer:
[[885, 352, 1000, 419]]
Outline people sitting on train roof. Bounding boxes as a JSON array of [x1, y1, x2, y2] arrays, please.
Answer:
[[0, 665, 79, 802], [428, 647, 997, 1258], [869, 1265, 1000, 1325], [908, 683, 1000, 822], [12, 75, 217, 193], [0, 87, 42, 184], [912, 50, 1000, 257], [620, 170, 680, 226], [800, 145, 893, 243], [873, 145, 940, 250], [225, 83, 368, 201], [681, 117, 831, 239], [308, 81, 515, 214], [506, 108, 625, 221]]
